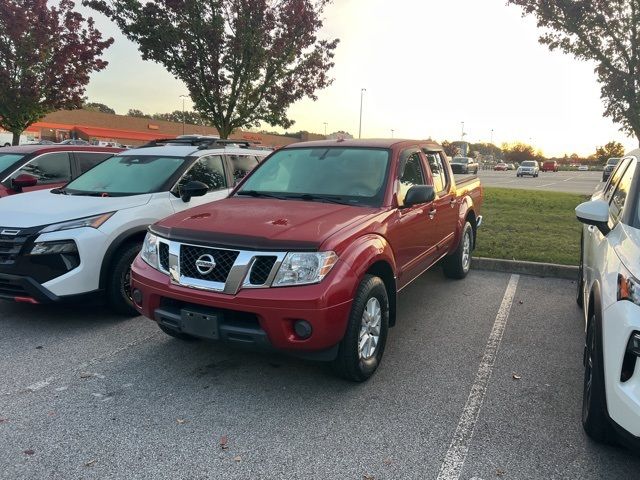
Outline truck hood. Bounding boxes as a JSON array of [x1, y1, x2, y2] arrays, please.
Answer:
[[0, 189, 152, 228], [154, 197, 380, 251]]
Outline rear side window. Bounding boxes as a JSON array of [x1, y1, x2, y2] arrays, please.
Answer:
[[13, 152, 71, 184], [609, 159, 637, 226], [424, 151, 448, 194], [230, 155, 259, 183], [75, 152, 114, 173]]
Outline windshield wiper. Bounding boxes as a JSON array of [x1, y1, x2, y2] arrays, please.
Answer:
[[68, 191, 111, 197], [51, 188, 67, 195], [286, 194, 351, 205], [237, 190, 287, 200]]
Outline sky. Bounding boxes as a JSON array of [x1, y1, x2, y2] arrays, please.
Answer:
[[78, 0, 638, 157]]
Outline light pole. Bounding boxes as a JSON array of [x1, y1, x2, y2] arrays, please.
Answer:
[[358, 88, 366, 139], [391, 129, 394, 138], [490, 129, 494, 145], [461, 121, 465, 141], [179, 94, 188, 135], [323, 122, 328, 137]]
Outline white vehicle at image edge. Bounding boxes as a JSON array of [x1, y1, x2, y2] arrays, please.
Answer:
[[576, 149, 640, 449], [0, 137, 270, 315]]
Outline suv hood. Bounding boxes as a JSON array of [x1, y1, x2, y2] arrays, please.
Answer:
[[0, 189, 152, 228], [154, 197, 380, 251]]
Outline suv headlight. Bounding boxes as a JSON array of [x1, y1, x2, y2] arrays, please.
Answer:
[[618, 271, 640, 306], [140, 232, 160, 270], [272, 252, 339, 287], [40, 212, 115, 233]]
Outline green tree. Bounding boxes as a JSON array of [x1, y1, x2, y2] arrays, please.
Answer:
[[441, 140, 460, 158], [0, 0, 112, 144], [83, 101, 115, 114], [508, 0, 640, 145], [127, 108, 150, 118], [152, 110, 207, 126], [595, 140, 626, 163], [85, 0, 338, 139], [502, 142, 538, 163]]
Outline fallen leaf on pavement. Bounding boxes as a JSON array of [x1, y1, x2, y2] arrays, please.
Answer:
[[85, 459, 97, 467], [23, 450, 35, 456], [363, 475, 375, 480], [496, 468, 506, 476], [512, 373, 522, 380], [79, 372, 93, 379], [518, 300, 524, 305], [220, 435, 228, 450], [233, 456, 242, 462], [0, 418, 8, 423], [383, 458, 392, 465], [35, 346, 43, 350], [176, 419, 188, 425]]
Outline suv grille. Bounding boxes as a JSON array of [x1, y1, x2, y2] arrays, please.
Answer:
[[180, 245, 239, 282], [0, 228, 31, 266], [249, 256, 277, 285], [159, 242, 170, 272]]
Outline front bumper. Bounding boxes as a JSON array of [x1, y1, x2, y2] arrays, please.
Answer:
[[131, 255, 358, 355], [602, 300, 640, 438], [518, 170, 536, 176], [0, 273, 59, 303]]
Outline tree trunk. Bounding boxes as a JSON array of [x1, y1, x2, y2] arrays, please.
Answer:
[[11, 131, 20, 146], [218, 123, 233, 139]]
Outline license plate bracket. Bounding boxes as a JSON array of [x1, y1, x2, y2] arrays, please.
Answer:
[[180, 308, 220, 339]]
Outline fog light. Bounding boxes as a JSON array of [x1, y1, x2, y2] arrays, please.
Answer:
[[30, 241, 77, 255], [621, 332, 640, 382], [293, 320, 312, 339], [132, 288, 143, 307], [627, 333, 640, 356]]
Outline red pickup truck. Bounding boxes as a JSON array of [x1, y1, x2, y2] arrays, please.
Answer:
[[131, 139, 483, 381]]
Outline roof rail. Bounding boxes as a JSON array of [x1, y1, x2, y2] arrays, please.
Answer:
[[137, 136, 258, 150]]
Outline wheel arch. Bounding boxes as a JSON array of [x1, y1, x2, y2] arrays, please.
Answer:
[[99, 227, 148, 289], [366, 260, 397, 327]]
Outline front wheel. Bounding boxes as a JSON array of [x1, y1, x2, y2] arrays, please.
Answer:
[[106, 242, 142, 316], [443, 221, 474, 279], [333, 275, 389, 382]]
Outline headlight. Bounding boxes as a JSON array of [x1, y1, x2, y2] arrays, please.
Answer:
[[140, 232, 159, 269], [618, 272, 640, 306], [272, 251, 339, 287], [30, 240, 77, 255], [40, 212, 115, 233]]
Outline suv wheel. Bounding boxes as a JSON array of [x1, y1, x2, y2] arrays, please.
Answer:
[[443, 221, 473, 279], [106, 242, 142, 316], [333, 275, 389, 382], [582, 312, 616, 444]]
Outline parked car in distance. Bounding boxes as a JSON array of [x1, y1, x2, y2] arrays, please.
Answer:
[[602, 157, 622, 182], [0, 137, 270, 314], [131, 139, 484, 382], [575, 150, 640, 449], [58, 139, 90, 145], [0, 145, 122, 198], [516, 160, 540, 177], [578, 165, 589, 171], [542, 160, 559, 172], [506, 163, 516, 171], [0, 132, 29, 147], [494, 162, 508, 171], [450, 156, 479, 174]]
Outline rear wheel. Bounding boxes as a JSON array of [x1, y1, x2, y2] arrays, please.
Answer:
[[582, 312, 616, 444], [443, 222, 473, 279], [333, 275, 389, 382], [106, 242, 142, 316]]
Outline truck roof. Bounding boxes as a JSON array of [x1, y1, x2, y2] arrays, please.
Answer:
[[281, 138, 443, 150]]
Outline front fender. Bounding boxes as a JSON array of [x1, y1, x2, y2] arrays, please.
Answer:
[[339, 234, 397, 283]]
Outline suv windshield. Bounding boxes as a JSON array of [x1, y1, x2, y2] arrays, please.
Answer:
[[237, 147, 390, 206], [0, 153, 25, 175], [522, 161, 536, 167], [64, 155, 186, 196]]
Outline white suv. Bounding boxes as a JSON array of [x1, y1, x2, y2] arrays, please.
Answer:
[[0, 137, 270, 314], [576, 149, 640, 447]]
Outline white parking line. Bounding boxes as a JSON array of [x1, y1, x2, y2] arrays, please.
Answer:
[[436, 274, 520, 480]]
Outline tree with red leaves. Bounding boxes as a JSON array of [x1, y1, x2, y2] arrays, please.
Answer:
[[85, 0, 338, 138], [0, 0, 112, 145]]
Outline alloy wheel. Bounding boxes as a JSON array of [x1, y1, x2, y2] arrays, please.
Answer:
[[359, 297, 382, 360]]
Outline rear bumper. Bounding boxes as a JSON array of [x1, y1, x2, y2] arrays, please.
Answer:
[[130, 255, 357, 355]]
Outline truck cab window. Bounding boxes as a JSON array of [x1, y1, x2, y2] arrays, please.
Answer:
[[398, 151, 426, 206], [424, 151, 448, 194]]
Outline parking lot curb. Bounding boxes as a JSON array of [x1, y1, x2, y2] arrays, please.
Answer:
[[472, 257, 578, 280]]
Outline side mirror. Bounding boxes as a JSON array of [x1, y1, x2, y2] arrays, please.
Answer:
[[11, 173, 38, 191], [180, 180, 208, 202], [576, 199, 610, 236], [404, 185, 436, 207]]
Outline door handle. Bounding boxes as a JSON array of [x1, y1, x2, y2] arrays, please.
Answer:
[[428, 208, 437, 219]]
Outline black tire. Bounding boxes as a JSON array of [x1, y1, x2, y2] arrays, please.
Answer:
[[333, 275, 389, 382], [582, 312, 616, 444], [106, 242, 142, 316], [159, 324, 198, 341], [577, 232, 585, 308], [443, 222, 474, 279]]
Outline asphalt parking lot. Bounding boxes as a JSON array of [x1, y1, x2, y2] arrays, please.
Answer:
[[2, 269, 640, 479], [478, 170, 602, 195]]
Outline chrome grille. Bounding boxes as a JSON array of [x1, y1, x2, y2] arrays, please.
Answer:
[[0, 227, 31, 266], [180, 245, 239, 282], [249, 256, 277, 285], [159, 242, 170, 272]]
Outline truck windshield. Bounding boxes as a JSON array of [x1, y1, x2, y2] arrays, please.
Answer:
[[63, 155, 185, 196], [0, 153, 25, 174], [237, 147, 390, 206]]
